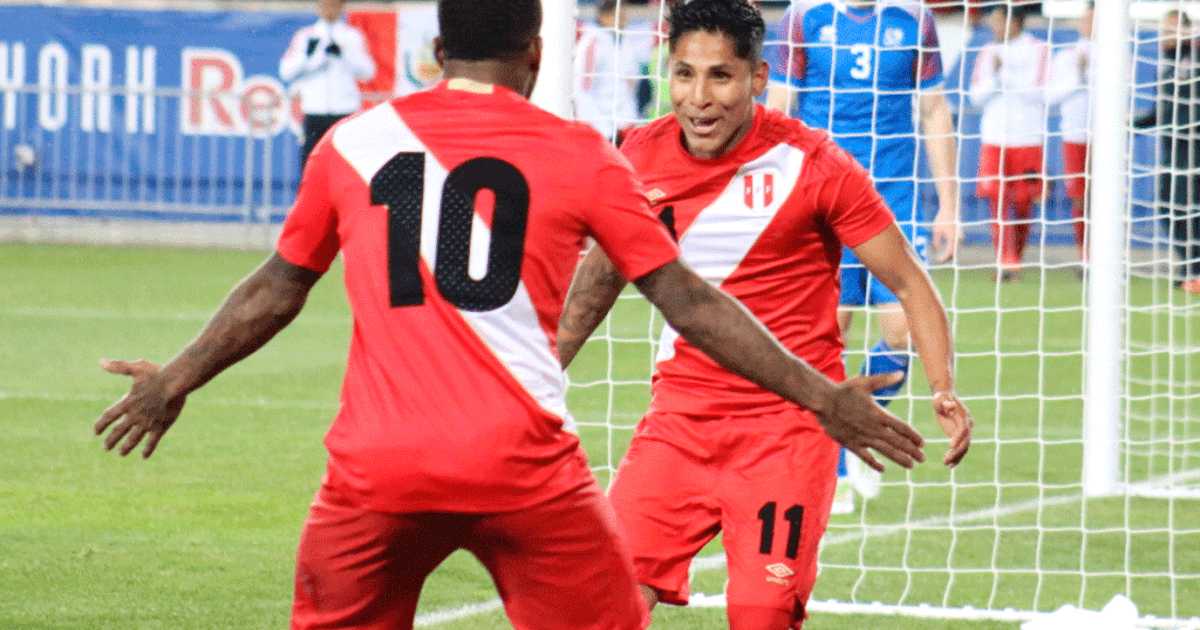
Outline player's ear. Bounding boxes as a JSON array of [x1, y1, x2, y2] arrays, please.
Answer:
[[523, 36, 543, 98], [433, 37, 446, 69], [528, 36, 542, 74], [751, 59, 769, 97]]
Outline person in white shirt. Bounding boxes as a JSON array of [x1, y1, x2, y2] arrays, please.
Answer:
[[573, 0, 641, 143], [280, 0, 376, 166], [969, 4, 1050, 281], [1048, 1, 1093, 268]]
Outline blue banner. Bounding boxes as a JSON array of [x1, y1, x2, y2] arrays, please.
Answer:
[[0, 5, 314, 221]]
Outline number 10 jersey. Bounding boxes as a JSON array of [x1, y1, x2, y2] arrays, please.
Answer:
[[277, 79, 680, 513]]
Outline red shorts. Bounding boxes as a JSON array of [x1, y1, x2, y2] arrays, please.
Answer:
[[1061, 141, 1089, 201], [292, 466, 649, 630], [975, 144, 1045, 205], [607, 409, 839, 628]]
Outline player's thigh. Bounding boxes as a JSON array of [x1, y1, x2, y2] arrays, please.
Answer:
[[1062, 141, 1089, 203], [608, 419, 723, 605], [466, 481, 649, 630], [292, 487, 462, 630], [1005, 145, 1045, 204], [719, 414, 839, 621], [976, 144, 1002, 199]]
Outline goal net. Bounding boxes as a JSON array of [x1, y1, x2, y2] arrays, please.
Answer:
[[3, 0, 1198, 625], [567, 0, 1200, 625]]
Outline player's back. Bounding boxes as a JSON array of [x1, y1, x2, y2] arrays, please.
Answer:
[[278, 79, 677, 513]]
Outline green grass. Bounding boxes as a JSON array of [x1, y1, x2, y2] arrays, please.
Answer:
[[1, 243, 1198, 628]]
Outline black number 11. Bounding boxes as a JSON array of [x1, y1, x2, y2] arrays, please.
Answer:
[[757, 501, 804, 559]]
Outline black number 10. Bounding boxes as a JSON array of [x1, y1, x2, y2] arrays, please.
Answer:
[[369, 152, 530, 312], [757, 501, 804, 559]]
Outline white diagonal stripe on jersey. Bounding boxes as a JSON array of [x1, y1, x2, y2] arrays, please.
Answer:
[[657, 143, 806, 363], [332, 103, 571, 427]]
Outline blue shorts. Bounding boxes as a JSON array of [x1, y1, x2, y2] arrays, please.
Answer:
[[840, 219, 928, 307]]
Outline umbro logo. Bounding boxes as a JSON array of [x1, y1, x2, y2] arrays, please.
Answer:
[[646, 188, 666, 202], [766, 563, 794, 578]]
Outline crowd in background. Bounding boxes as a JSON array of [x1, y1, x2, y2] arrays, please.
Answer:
[[567, 1, 1200, 292]]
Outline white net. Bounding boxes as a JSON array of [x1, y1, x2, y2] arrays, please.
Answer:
[[569, 0, 1200, 624]]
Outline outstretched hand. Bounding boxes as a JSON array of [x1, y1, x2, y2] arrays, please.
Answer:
[[94, 359, 186, 459], [816, 372, 925, 473], [933, 390, 972, 467]]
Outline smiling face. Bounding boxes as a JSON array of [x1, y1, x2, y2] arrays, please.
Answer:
[[669, 29, 768, 160]]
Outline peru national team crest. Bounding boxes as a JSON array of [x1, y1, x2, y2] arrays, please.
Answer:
[[743, 170, 777, 211]]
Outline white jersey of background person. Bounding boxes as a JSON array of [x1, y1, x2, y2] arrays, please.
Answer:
[[1048, 36, 1092, 145], [279, 14, 376, 115], [969, 30, 1050, 147], [573, 19, 642, 141]]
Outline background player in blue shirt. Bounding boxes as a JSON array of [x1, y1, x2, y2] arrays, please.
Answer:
[[766, 0, 960, 509]]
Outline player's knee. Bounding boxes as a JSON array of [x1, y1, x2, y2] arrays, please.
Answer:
[[879, 310, 910, 349], [639, 584, 660, 610], [727, 603, 797, 630], [836, 309, 853, 334]]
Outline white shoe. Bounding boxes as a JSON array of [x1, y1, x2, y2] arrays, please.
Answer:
[[831, 481, 854, 515], [845, 456, 882, 500]]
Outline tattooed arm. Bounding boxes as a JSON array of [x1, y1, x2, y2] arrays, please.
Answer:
[[557, 247, 629, 369], [94, 253, 322, 458], [559, 252, 927, 471]]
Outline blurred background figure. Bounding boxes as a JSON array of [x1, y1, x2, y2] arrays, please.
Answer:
[[1134, 9, 1200, 294], [969, 2, 1049, 282], [1048, 1, 1093, 272], [764, 0, 960, 513], [279, 0, 375, 167], [574, 0, 642, 143]]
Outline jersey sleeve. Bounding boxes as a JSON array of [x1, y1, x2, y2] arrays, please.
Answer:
[[276, 138, 341, 273], [768, 8, 806, 87], [813, 142, 895, 248], [916, 6, 944, 89], [584, 140, 680, 282]]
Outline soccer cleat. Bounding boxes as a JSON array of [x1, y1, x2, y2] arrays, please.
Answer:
[[1180, 279, 1200, 295]]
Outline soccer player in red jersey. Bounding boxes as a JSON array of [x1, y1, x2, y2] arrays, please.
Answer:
[[557, 0, 973, 628], [91, 0, 927, 628]]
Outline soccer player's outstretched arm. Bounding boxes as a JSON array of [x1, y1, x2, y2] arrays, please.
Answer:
[[852, 225, 972, 467], [94, 253, 322, 458], [560, 251, 927, 471], [557, 246, 629, 370]]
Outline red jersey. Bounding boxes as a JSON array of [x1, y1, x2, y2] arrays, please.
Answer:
[[277, 79, 679, 513], [620, 105, 894, 418]]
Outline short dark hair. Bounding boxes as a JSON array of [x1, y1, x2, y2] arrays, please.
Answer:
[[438, 0, 541, 61], [668, 0, 766, 63]]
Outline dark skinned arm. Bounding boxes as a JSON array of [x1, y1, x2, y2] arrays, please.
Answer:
[[557, 246, 629, 370], [94, 253, 322, 458], [559, 252, 926, 471], [851, 224, 972, 467]]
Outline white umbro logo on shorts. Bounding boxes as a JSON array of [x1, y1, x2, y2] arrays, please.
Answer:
[[766, 563, 795, 578]]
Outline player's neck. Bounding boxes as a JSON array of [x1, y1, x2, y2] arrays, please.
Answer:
[[441, 60, 535, 99]]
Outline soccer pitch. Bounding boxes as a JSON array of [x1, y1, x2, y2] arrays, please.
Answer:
[[1, 242, 1195, 629]]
